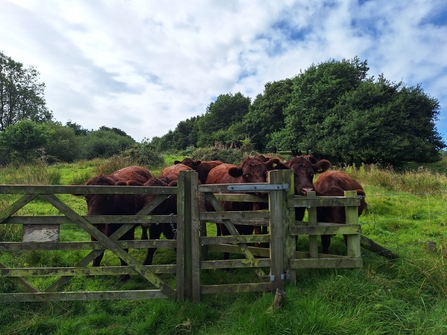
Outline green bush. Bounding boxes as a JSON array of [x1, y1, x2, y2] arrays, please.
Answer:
[[191, 147, 246, 164]]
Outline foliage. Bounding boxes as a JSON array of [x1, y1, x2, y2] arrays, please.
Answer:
[[0, 51, 53, 131], [243, 79, 293, 152], [119, 140, 165, 168], [197, 92, 251, 147], [80, 129, 136, 160], [43, 121, 82, 163], [271, 57, 445, 165], [0, 119, 53, 164]]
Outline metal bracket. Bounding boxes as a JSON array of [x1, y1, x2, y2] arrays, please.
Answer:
[[227, 183, 289, 192]]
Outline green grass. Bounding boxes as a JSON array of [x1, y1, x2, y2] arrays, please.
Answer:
[[1, 157, 447, 334]]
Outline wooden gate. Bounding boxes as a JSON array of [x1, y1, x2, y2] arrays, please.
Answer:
[[0, 170, 363, 303]]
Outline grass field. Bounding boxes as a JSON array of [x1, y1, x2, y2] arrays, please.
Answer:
[[0, 158, 447, 334]]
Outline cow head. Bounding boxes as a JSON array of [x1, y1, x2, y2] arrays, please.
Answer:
[[285, 155, 331, 196], [228, 156, 289, 183], [174, 158, 201, 168]]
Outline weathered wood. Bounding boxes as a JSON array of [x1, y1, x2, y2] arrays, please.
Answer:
[[1, 215, 177, 225], [290, 257, 363, 269], [0, 262, 39, 293], [345, 190, 362, 258], [1, 264, 177, 277], [204, 192, 267, 278], [201, 282, 272, 294], [0, 185, 177, 195], [289, 224, 361, 236], [0, 194, 37, 222], [288, 196, 360, 208], [360, 235, 399, 259], [268, 170, 290, 292], [41, 194, 177, 299], [206, 244, 270, 258], [307, 191, 319, 259], [200, 258, 271, 270], [200, 234, 270, 245], [0, 290, 169, 302], [199, 211, 269, 224], [0, 240, 177, 251]]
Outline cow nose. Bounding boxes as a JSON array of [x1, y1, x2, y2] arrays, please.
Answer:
[[301, 187, 314, 195]]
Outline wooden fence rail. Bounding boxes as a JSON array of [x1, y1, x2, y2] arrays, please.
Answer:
[[0, 169, 362, 303]]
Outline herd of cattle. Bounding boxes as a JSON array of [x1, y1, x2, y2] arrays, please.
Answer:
[[77, 155, 367, 269]]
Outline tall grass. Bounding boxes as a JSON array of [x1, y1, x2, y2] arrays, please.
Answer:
[[0, 163, 62, 185]]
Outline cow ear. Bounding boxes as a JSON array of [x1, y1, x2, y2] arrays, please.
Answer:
[[313, 159, 331, 173], [228, 167, 243, 178], [265, 158, 285, 170], [174, 160, 181, 164]]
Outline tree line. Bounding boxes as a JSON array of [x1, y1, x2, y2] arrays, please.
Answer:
[[1, 51, 445, 167]]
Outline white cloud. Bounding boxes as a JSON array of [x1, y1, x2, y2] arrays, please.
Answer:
[[1, 0, 446, 141]]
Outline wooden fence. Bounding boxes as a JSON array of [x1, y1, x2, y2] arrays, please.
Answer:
[[0, 169, 362, 303]]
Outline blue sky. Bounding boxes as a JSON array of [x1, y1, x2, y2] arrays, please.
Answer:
[[1, 0, 446, 143]]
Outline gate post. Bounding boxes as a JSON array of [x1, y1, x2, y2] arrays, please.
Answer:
[[344, 190, 361, 259], [268, 169, 295, 290], [176, 171, 200, 302]]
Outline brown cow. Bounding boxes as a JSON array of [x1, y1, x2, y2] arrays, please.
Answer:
[[205, 156, 289, 257], [285, 155, 331, 221], [138, 162, 190, 241], [174, 158, 224, 184], [139, 176, 178, 265], [314, 171, 367, 254], [79, 166, 152, 272]]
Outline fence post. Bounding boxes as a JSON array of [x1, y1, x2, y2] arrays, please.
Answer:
[[344, 190, 361, 258], [268, 169, 294, 290], [306, 191, 319, 258], [176, 171, 200, 302]]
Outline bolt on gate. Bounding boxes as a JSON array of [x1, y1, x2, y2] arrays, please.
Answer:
[[0, 169, 362, 303]]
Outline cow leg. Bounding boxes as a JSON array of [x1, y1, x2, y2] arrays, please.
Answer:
[[143, 224, 162, 265], [92, 224, 107, 267], [321, 235, 331, 254]]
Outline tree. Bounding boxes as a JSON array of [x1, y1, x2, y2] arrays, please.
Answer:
[[197, 93, 250, 147], [0, 51, 53, 131], [65, 121, 89, 136], [0, 119, 52, 164], [44, 122, 81, 162], [243, 79, 293, 152], [81, 129, 136, 159], [271, 57, 445, 165]]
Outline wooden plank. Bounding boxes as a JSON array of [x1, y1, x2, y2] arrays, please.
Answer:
[[0, 240, 177, 251], [0, 262, 39, 293], [199, 211, 269, 224], [288, 196, 360, 208], [40, 194, 177, 299], [200, 235, 270, 245], [289, 257, 363, 269], [1, 265, 177, 277], [289, 224, 361, 236], [188, 172, 201, 303], [0, 185, 177, 195], [0, 290, 169, 302], [176, 172, 186, 301], [1, 215, 177, 225], [344, 190, 362, 258], [201, 282, 271, 295], [306, 192, 319, 259], [0, 194, 37, 223], [200, 258, 271, 270], [268, 170, 288, 292], [204, 193, 266, 278], [207, 244, 270, 258]]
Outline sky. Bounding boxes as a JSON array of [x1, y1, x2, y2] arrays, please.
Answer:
[[1, 0, 447, 143]]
